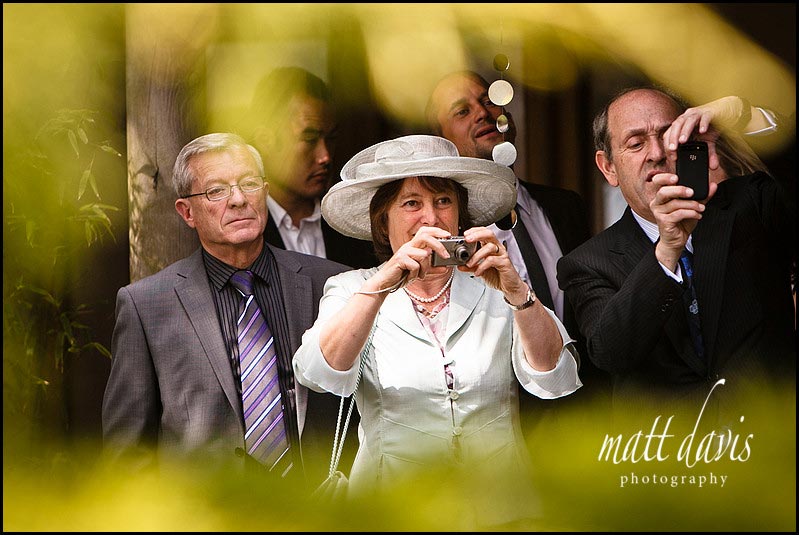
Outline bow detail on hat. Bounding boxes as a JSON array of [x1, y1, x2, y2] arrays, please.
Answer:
[[375, 140, 434, 163]]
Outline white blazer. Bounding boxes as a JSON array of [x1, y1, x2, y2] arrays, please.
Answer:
[[293, 267, 581, 523]]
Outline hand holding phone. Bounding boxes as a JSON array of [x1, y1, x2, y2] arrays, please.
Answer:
[[676, 141, 709, 200]]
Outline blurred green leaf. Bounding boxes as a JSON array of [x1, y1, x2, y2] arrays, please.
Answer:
[[99, 142, 122, 157], [84, 221, 95, 247], [68, 129, 79, 158], [89, 171, 100, 200], [59, 313, 76, 344], [71, 203, 119, 245], [78, 169, 91, 200], [18, 285, 61, 308], [82, 342, 112, 359]]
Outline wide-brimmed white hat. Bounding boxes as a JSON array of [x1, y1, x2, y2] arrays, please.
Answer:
[[321, 135, 516, 240]]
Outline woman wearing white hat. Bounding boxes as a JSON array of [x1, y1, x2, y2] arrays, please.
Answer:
[[293, 135, 581, 525]]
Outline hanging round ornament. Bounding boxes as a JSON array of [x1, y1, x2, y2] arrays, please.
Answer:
[[492, 141, 517, 166]]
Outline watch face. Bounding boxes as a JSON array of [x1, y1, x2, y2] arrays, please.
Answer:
[[522, 289, 536, 309]]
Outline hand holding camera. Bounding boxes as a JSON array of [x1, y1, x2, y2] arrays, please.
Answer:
[[452, 227, 528, 298]]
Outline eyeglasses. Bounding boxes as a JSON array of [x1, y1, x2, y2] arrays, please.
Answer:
[[181, 176, 266, 201]]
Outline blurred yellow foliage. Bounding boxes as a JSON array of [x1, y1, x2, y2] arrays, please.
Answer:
[[3, 4, 794, 532]]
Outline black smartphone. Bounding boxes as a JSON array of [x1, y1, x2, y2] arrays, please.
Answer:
[[676, 141, 709, 200]]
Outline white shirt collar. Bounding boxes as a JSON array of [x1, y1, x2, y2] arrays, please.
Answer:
[[267, 196, 322, 229], [631, 209, 694, 254]]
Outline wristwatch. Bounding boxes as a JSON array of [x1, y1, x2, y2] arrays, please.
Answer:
[[504, 287, 536, 310]]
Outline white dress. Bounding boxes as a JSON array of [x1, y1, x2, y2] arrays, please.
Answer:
[[293, 267, 581, 527]]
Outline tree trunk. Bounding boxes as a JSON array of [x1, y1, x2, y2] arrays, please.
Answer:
[[125, 4, 209, 282]]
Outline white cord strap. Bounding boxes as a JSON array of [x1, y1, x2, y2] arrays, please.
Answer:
[[326, 318, 378, 477], [355, 272, 410, 295]]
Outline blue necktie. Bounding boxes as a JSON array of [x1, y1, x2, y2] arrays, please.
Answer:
[[230, 270, 292, 476], [678, 250, 704, 359]]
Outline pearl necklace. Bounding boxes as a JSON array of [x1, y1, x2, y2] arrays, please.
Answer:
[[404, 268, 454, 303]]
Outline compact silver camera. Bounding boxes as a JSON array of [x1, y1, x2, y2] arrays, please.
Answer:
[[431, 237, 480, 267]]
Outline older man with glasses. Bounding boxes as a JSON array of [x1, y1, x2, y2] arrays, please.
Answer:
[[102, 132, 349, 485]]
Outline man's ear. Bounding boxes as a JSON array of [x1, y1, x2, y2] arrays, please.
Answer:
[[596, 150, 619, 187], [175, 198, 196, 228]]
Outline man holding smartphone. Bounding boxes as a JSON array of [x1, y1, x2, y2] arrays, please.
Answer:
[[556, 86, 795, 415]]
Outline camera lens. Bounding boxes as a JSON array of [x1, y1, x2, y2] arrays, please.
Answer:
[[454, 245, 471, 262]]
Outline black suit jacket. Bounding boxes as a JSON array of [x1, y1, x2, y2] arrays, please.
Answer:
[[518, 180, 591, 262], [557, 172, 795, 412], [265, 213, 378, 269]]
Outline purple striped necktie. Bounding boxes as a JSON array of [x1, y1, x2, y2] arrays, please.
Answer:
[[230, 270, 291, 476]]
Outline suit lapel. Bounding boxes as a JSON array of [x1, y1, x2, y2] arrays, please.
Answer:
[[174, 250, 243, 422], [383, 286, 433, 344], [271, 250, 314, 356], [613, 210, 707, 376], [692, 203, 733, 365], [383, 273, 483, 346], [446, 273, 484, 341], [609, 209, 651, 274], [520, 181, 577, 253], [270, 247, 315, 435]]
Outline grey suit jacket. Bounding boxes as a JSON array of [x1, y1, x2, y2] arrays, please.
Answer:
[[101, 244, 348, 478]]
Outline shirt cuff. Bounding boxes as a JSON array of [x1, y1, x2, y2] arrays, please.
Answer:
[[744, 107, 779, 136], [293, 335, 360, 396], [659, 260, 684, 284], [512, 305, 583, 399]]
